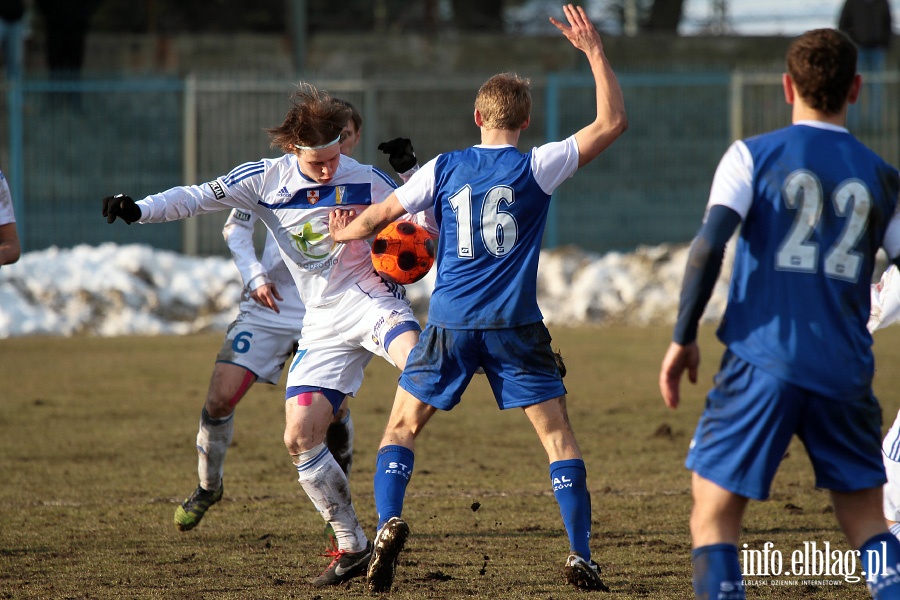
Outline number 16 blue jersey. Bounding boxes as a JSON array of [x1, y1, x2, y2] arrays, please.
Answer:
[[396, 138, 580, 329]]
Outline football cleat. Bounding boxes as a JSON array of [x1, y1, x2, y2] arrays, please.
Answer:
[[173, 483, 223, 531], [564, 553, 610, 591], [309, 540, 372, 587], [367, 517, 410, 593]]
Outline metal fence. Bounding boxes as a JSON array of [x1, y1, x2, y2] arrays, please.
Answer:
[[3, 70, 898, 257]]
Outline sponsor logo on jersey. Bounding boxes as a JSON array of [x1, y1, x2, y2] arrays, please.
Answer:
[[289, 219, 335, 260], [276, 186, 291, 198], [233, 210, 252, 222], [307, 190, 320, 204], [335, 186, 346, 204], [372, 310, 407, 347], [208, 180, 226, 199]]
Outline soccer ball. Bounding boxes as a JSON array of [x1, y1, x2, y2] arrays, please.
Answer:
[[371, 221, 435, 284]]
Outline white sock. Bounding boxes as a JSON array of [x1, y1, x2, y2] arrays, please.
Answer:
[[293, 442, 367, 552], [196, 408, 233, 491]]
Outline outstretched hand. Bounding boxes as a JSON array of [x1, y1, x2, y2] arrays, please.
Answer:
[[328, 208, 357, 243], [658, 341, 700, 410], [549, 4, 602, 56], [102, 194, 142, 224]]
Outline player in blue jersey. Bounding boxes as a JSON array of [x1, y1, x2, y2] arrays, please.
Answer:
[[102, 83, 437, 587], [658, 28, 900, 600], [328, 4, 626, 592]]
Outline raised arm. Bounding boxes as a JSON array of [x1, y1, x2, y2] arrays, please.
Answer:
[[550, 4, 627, 168]]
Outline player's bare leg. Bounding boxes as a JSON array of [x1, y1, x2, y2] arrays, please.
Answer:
[[524, 395, 582, 462], [285, 392, 369, 586], [174, 362, 255, 531], [832, 487, 893, 549], [689, 473, 748, 599], [832, 487, 900, 598], [689, 473, 748, 547], [384, 328, 419, 372]]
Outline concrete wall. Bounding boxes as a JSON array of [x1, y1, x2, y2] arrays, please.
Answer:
[[22, 31, 826, 78]]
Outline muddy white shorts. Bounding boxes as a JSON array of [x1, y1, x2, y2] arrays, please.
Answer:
[[285, 280, 421, 397], [216, 309, 304, 385]]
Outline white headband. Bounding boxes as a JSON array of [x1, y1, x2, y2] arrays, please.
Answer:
[[293, 136, 341, 151]]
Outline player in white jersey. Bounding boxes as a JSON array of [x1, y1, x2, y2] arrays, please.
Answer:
[[868, 265, 900, 542], [0, 168, 21, 267], [330, 5, 627, 592], [171, 101, 385, 534], [102, 83, 436, 587]]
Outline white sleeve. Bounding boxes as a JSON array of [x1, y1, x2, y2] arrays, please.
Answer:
[[870, 265, 900, 332], [707, 141, 754, 218], [0, 171, 15, 225], [395, 158, 437, 216], [530, 136, 580, 195], [386, 163, 438, 237], [137, 178, 248, 223], [137, 164, 263, 223], [222, 208, 268, 291]]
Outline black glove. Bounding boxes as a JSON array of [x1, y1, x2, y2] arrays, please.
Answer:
[[102, 194, 141, 224], [378, 138, 417, 173]]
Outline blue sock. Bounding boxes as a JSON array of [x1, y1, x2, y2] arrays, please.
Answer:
[[861, 532, 900, 599], [373, 445, 415, 530], [692, 544, 744, 600], [550, 459, 591, 560]]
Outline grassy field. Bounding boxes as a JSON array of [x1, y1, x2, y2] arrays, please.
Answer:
[[2, 325, 900, 599]]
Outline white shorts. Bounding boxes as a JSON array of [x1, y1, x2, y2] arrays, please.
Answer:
[[884, 453, 900, 522], [216, 310, 303, 385], [285, 280, 420, 397]]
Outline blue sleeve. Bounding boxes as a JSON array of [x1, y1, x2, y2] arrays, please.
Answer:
[[673, 205, 743, 345]]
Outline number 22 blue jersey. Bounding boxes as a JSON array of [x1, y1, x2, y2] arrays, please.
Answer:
[[715, 123, 900, 399], [396, 140, 579, 329]]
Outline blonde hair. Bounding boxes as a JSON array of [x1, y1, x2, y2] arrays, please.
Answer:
[[267, 83, 352, 153], [474, 73, 532, 130]]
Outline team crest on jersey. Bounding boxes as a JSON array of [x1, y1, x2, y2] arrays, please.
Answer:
[[307, 190, 320, 204], [335, 186, 346, 204]]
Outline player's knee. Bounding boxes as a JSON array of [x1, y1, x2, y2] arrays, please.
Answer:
[[204, 394, 236, 419]]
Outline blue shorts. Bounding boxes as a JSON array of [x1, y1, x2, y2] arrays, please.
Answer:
[[686, 350, 885, 500], [398, 322, 567, 411]]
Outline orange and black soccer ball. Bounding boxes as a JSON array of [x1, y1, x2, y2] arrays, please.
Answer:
[[371, 221, 435, 284]]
